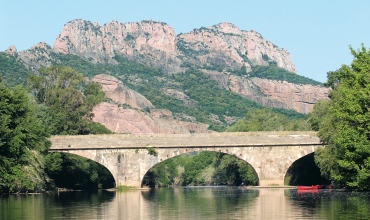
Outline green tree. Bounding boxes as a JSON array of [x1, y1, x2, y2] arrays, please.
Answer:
[[0, 77, 49, 193], [313, 45, 370, 190], [27, 66, 113, 190], [28, 66, 110, 135]]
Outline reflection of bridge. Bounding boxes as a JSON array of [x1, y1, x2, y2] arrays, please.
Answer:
[[49, 132, 322, 187]]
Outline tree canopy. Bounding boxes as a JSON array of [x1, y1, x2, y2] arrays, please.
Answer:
[[0, 77, 50, 192], [313, 45, 370, 191], [28, 66, 110, 135]]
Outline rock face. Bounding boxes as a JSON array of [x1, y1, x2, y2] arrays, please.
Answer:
[[250, 78, 330, 113], [5, 45, 17, 56], [92, 74, 153, 109], [227, 76, 330, 114], [200, 70, 329, 114], [53, 20, 182, 72], [52, 19, 297, 74], [91, 102, 210, 134], [177, 22, 297, 73]]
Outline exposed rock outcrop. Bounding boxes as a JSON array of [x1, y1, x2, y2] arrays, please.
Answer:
[[227, 76, 330, 114], [5, 45, 17, 56], [91, 102, 210, 134], [250, 78, 329, 113], [53, 19, 182, 72], [52, 19, 297, 74], [92, 74, 153, 109], [177, 22, 297, 73], [201, 71, 329, 114]]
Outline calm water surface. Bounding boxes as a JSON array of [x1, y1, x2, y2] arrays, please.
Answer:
[[1, 187, 370, 220]]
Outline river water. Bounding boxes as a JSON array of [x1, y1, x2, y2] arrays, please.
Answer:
[[1, 187, 370, 220]]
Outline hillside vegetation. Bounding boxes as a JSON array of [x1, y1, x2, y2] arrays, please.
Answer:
[[0, 52, 29, 86], [47, 53, 306, 130]]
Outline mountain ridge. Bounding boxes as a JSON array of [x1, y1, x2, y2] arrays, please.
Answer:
[[2, 19, 330, 133], [51, 19, 297, 74]]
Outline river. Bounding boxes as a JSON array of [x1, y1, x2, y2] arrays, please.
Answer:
[[1, 187, 370, 219]]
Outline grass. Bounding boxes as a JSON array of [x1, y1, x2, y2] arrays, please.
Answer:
[[116, 185, 136, 191]]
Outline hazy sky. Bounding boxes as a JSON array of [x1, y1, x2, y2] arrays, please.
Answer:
[[1, 1, 369, 82]]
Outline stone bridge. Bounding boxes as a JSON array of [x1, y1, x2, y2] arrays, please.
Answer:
[[49, 131, 323, 187]]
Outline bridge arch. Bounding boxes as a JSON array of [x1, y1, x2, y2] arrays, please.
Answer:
[[141, 150, 259, 187]]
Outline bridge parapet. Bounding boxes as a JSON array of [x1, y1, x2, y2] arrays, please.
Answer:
[[49, 131, 321, 150]]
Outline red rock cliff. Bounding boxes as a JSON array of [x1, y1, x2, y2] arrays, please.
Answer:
[[53, 20, 297, 74]]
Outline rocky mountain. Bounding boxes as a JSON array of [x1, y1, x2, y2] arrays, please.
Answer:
[[2, 19, 330, 133], [52, 19, 296, 74]]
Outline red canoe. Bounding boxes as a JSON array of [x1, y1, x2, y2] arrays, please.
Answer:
[[297, 185, 322, 190]]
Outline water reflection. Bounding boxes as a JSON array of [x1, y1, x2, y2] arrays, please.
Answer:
[[286, 189, 370, 220], [141, 187, 258, 219], [1, 188, 370, 219]]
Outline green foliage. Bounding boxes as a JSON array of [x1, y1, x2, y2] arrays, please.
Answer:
[[183, 151, 216, 185], [213, 154, 258, 186], [246, 65, 322, 86], [51, 53, 104, 77], [51, 53, 163, 78], [117, 185, 136, 191], [226, 109, 310, 132], [308, 99, 332, 132], [45, 153, 115, 190], [0, 80, 50, 193], [147, 147, 158, 156], [143, 158, 178, 187], [0, 52, 30, 86], [312, 45, 370, 191], [28, 66, 111, 135]]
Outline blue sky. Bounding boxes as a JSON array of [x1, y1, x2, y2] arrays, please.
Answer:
[[1, 1, 370, 83]]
